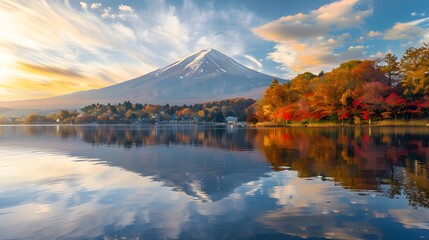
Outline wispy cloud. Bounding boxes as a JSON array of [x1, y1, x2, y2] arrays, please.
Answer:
[[234, 54, 263, 72], [0, 1, 260, 101], [384, 17, 429, 42], [253, 0, 373, 77]]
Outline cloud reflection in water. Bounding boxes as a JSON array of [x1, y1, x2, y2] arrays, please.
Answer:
[[0, 126, 429, 239]]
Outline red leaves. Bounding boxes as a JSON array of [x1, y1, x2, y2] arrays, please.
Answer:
[[258, 52, 429, 123], [279, 105, 295, 121], [361, 110, 371, 120], [351, 60, 387, 83], [338, 112, 350, 121], [385, 93, 406, 106], [337, 107, 352, 121], [282, 111, 293, 121], [417, 96, 429, 112], [352, 98, 362, 108]]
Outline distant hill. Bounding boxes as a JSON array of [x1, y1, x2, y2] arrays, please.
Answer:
[[0, 107, 11, 114], [0, 109, 60, 118], [0, 49, 281, 110]]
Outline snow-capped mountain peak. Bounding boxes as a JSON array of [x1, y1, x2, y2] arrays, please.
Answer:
[[156, 49, 250, 79], [0, 49, 281, 109]]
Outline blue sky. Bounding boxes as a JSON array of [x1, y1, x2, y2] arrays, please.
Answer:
[[0, 0, 428, 100]]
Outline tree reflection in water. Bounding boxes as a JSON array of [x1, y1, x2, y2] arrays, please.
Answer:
[[256, 127, 429, 208], [1, 125, 428, 207]]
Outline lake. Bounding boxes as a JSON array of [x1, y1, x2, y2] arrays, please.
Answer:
[[0, 125, 428, 240]]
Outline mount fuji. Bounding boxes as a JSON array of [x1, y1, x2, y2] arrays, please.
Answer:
[[1, 49, 279, 110]]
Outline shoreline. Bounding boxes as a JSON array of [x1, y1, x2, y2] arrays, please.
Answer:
[[251, 119, 429, 128], [1, 119, 429, 128]]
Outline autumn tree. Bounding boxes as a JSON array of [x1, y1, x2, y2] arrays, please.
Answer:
[[290, 72, 316, 95], [24, 114, 48, 124], [338, 89, 355, 122], [75, 113, 96, 123], [58, 110, 70, 121], [351, 60, 387, 85], [354, 82, 389, 120], [125, 109, 136, 119], [197, 110, 206, 118], [258, 79, 283, 120], [246, 113, 258, 124], [383, 93, 406, 119], [48, 113, 59, 122], [380, 53, 400, 86], [177, 107, 192, 119], [401, 43, 429, 96]]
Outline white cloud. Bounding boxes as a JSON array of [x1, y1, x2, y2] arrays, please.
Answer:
[[268, 41, 367, 76], [384, 17, 429, 40], [253, 0, 372, 42], [253, 21, 328, 42], [411, 11, 426, 17], [0, 147, 191, 240], [244, 54, 262, 68], [90, 3, 102, 9], [258, 172, 383, 240], [235, 54, 263, 71], [0, 1, 259, 101], [253, 0, 372, 76], [119, 4, 134, 12], [111, 23, 136, 41], [368, 30, 381, 37], [390, 209, 429, 230], [369, 51, 383, 59], [100, 5, 136, 20], [79, 1, 87, 10]]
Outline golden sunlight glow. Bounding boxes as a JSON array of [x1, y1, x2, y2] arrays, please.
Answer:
[[0, 1, 255, 102], [0, 62, 107, 100], [0, 1, 149, 101]]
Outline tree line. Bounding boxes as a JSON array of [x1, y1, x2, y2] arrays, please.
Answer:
[[4, 42, 428, 125], [256, 43, 429, 124], [11, 98, 255, 124]]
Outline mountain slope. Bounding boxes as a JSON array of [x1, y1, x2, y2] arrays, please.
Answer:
[[0, 49, 279, 110]]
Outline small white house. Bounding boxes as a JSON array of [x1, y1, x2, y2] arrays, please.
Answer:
[[226, 116, 238, 124]]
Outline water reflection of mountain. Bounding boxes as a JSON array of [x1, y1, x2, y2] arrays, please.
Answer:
[[0, 125, 428, 206], [105, 146, 271, 201], [255, 127, 429, 208], [0, 125, 268, 202]]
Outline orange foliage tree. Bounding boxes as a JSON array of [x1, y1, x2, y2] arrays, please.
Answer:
[[257, 42, 429, 123]]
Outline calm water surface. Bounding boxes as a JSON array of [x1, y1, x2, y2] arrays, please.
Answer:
[[0, 125, 428, 240]]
